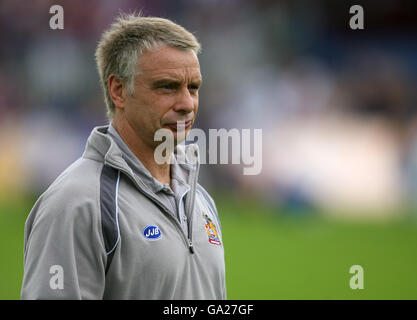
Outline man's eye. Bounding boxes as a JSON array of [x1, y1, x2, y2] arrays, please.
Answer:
[[160, 84, 175, 90], [188, 85, 200, 91]]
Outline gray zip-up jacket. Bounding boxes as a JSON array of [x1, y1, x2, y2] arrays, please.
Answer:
[[21, 125, 226, 299]]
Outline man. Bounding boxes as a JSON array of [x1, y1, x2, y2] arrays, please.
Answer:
[[21, 14, 226, 299]]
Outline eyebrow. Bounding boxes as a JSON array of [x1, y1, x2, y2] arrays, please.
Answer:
[[152, 78, 180, 88], [151, 77, 203, 89]]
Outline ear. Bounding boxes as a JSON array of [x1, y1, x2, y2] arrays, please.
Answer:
[[108, 75, 126, 110]]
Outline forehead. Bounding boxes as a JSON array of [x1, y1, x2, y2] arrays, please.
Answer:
[[138, 45, 201, 79]]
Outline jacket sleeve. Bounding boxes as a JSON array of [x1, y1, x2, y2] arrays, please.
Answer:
[[21, 187, 107, 300]]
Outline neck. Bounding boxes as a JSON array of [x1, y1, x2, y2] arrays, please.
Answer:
[[112, 117, 172, 186]]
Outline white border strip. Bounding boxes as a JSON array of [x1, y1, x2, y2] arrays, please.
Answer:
[[107, 170, 121, 255]]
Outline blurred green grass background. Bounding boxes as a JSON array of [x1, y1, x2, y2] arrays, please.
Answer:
[[1, 195, 417, 299]]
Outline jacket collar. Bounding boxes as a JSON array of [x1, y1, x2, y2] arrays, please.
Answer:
[[82, 125, 200, 193]]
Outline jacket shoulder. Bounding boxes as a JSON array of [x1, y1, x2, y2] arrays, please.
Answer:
[[49, 158, 103, 196], [26, 158, 121, 258], [28, 158, 104, 228]]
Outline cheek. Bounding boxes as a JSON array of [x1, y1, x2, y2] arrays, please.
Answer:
[[155, 96, 178, 117], [127, 92, 162, 121]]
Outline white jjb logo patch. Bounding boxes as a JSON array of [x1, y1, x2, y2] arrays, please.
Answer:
[[143, 225, 162, 240]]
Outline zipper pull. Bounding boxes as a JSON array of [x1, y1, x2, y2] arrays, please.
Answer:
[[188, 240, 195, 254]]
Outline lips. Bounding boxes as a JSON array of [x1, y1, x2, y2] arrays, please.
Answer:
[[164, 120, 192, 131]]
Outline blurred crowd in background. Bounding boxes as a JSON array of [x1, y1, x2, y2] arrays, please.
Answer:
[[0, 0, 416, 219]]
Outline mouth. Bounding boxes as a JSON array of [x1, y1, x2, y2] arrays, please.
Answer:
[[163, 120, 192, 132]]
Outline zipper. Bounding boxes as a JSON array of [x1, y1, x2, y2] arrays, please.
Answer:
[[188, 239, 195, 254], [184, 150, 200, 253], [178, 187, 193, 254], [177, 187, 190, 230], [106, 161, 194, 254]]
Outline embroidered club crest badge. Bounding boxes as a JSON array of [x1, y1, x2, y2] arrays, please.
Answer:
[[203, 213, 221, 245]]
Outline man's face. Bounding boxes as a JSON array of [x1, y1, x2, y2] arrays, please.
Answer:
[[123, 45, 202, 148]]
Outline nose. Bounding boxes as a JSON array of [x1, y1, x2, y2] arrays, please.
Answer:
[[173, 87, 195, 114]]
